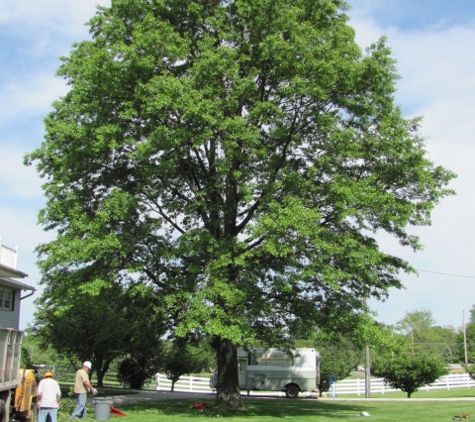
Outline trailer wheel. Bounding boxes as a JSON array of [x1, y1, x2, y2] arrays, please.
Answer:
[[0, 399, 6, 422], [15, 400, 37, 422], [285, 384, 300, 398]]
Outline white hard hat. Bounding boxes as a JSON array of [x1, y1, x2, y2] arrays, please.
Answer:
[[83, 361, 92, 369]]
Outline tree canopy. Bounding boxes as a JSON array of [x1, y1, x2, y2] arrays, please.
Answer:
[[372, 347, 447, 398], [394, 309, 458, 363], [27, 0, 455, 407], [32, 281, 166, 386], [161, 338, 215, 391], [316, 336, 363, 394]]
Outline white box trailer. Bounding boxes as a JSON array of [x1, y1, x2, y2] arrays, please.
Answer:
[[212, 348, 320, 398], [0, 328, 38, 422], [0, 329, 22, 391]]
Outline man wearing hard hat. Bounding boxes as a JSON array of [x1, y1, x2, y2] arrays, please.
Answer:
[[37, 371, 61, 422], [71, 361, 98, 419]]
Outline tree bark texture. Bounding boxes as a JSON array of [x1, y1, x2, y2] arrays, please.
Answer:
[[216, 338, 242, 408]]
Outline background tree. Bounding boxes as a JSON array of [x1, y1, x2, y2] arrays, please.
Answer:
[[316, 335, 363, 395], [306, 309, 398, 395], [26, 0, 455, 407], [115, 284, 167, 389], [117, 356, 150, 389], [430, 325, 458, 364], [372, 346, 447, 398], [20, 347, 34, 369], [32, 282, 128, 386], [20, 334, 64, 366], [32, 281, 166, 386], [161, 338, 215, 392], [395, 309, 458, 363], [395, 309, 436, 337], [456, 305, 475, 364]]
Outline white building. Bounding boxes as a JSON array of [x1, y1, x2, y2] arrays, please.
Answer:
[[0, 239, 35, 330]]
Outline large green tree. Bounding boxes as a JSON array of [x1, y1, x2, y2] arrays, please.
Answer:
[[26, 0, 454, 407]]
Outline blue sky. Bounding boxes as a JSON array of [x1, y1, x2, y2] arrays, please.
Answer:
[[1, 1, 474, 330]]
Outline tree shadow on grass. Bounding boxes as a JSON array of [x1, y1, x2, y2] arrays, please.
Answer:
[[59, 386, 139, 398], [119, 397, 372, 419]]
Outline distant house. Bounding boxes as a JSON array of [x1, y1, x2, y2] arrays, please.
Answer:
[[0, 239, 35, 330]]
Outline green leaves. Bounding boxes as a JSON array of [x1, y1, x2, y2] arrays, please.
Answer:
[[372, 350, 447, 398], [27, 0, 455, 400]]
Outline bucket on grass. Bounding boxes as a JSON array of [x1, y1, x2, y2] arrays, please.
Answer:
[[93, 397, 111, 420]]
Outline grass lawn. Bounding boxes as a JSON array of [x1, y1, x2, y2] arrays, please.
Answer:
[[332, 387, 475, 400], [56, 393, 475, 422]]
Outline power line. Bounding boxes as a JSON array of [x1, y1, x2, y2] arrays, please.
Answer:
[[407, 279, 475, 290], [417, 269, 475, 279], [384, 290, 475, 299]]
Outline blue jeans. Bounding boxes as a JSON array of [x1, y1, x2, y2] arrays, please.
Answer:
[[71, 393, 87, 418], [38, 407, 58, 422]]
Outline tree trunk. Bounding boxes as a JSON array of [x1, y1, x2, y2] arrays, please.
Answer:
[[94, 365, 105, 387], [95, 359, 111, 388], [95, 370, 104, 387], [216, 338, 242, 408]]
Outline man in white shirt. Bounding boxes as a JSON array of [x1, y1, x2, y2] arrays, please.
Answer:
[[37, 371, 61, 422]]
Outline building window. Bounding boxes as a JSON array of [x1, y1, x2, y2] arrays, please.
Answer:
[[0, 287, 14, 311]]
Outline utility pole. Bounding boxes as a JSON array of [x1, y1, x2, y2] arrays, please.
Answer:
[[464, 310, 469, 365], [365, 344, 371, 398], [364, 297, 370, 398]]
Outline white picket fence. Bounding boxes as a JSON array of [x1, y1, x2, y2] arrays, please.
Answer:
[[153, 372, 475, 396], [330, 373, 475, 397], [154, 374, 213, 393]]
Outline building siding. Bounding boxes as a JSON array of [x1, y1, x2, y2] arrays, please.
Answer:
[[0, 282, 21, 330]]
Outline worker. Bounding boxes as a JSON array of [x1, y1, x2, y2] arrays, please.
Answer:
[[37, 371, 61, 422], [71, 361, 98, 419]]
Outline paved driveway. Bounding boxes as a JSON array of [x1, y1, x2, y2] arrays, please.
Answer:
[[95, 389, 475, 408], [104, 390, 217, 405]]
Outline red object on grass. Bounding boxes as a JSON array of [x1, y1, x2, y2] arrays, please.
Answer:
[[111, 406, 127, 416], [193, 402, 210, 410]]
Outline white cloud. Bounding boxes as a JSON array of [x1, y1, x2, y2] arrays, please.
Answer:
[[0, 205, 49, 329], [0, 1, 109, 34], [387, 28, 475, 113], [0, 145, 44, 198], [0, 73, 68, 120], [348, 9, 475, 106], [0, 3, 111, 123], [0, 1, 111, 64], [347, 4, 475, 328], [0, 204, 52, 273]]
